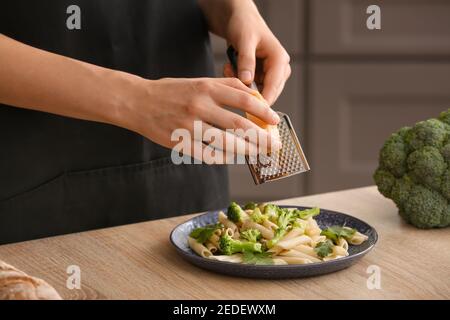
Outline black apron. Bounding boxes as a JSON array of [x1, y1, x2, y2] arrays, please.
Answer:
[[0, 0, 229, 244]]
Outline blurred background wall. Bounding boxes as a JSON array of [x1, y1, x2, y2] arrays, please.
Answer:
[[209, 0, 450, 202]]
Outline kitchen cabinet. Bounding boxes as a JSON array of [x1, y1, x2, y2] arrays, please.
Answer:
[[309, 63, 450, 193], [209, 0, 450, 199], [311, 0, 450, 56]]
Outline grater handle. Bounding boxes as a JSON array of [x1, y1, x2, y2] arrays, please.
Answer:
[[226, 46, 259, 91]]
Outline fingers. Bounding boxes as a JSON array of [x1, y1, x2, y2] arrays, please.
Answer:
[[223, 63, 235, 78], [199, 104, 281, 152], [261, 50, 291, 105], [212, 81, 280, 125], [236, 40, 257, 85], [273, 63, 292, 103], [200, 122, 261, 156]]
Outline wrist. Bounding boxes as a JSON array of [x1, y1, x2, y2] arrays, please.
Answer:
[[200, 0, 257, 37], [101, 69, 149, 133]]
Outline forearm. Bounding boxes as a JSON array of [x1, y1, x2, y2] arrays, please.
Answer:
[[0, 34, 141, 129], [198, 0, 259, 38]]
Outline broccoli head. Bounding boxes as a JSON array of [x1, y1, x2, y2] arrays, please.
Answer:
[[243, 202, 258, 210], [263, 204, 281, 221], [219, 233, 262, 255], [374, 109, 450, 228], [227, 202, 246, 224], [240, 229, 262, 243], [250, 207, 267, 224]]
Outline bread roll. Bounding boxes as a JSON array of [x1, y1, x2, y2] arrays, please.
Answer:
[[0, 260, 62, 300]]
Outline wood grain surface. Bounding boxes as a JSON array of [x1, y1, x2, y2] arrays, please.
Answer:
[[0, 186, 448, 300]]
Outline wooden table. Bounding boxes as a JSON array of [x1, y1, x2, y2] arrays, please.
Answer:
[[0, 186, 449, 299]]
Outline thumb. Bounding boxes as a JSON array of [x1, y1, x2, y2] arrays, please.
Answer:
[[236, 40, 257, 85]]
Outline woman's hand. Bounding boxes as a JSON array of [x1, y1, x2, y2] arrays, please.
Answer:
[[199, 0, 291, 106], [121, 77, 282, 161], [0, 35, 280, 163]]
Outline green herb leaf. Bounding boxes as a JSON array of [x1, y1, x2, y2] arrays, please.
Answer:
[[189, 223, 223, 243], [314, 240, 334, 258], [321, 225, 356, 244], [242, 251, 274, 265]]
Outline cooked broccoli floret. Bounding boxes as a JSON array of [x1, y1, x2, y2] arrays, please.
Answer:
[[374, 110, 450, 229], [241, 229, 262, 243], [265, 209, 293, 248], [292, 207, 320, 220], [277, 208, 294, 229], [227, 202, 246, 224], [263, 204, 280, 221], [219, 233, 262, 255], [244, 202, 258, 210], [250, 207, 267, 223]]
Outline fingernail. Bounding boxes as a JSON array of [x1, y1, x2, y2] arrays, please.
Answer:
[[271, 110, 280, 123], [239, 70, 252, 83]]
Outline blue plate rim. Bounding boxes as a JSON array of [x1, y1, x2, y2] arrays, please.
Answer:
[[169, 205, 378, 269]]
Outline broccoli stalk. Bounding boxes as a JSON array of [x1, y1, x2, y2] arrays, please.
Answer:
[[227, 202, 246, 224], [240, 229, 262, 243], [219, 233, 262, 255]]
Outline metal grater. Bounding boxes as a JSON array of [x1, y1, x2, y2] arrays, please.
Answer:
[[226, 46, 310, 185]]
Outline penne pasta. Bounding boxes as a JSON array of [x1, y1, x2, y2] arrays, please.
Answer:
[[279, 249, 321, 262], [337, 237, 349, 251], [209, 254, 243, 263], [188, 237, 212, 258], [242, 220, 274, 240], [282, 228, 304, 241], [209, 234, 220, 247], [272, 258, 289, 265], [263, 219, 278, 231], [273, 235, 311, 251], [305, 217, 321, 237], [188, 202, 369, 266], [218, 211, 239, 233], [332, 245, 349, 257], [348, 231, 369, 245], [294, 244, 318, 258], [205, 241, 218, 254]]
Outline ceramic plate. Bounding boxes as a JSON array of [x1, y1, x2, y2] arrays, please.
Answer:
[[170, 206, 378, 279]]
